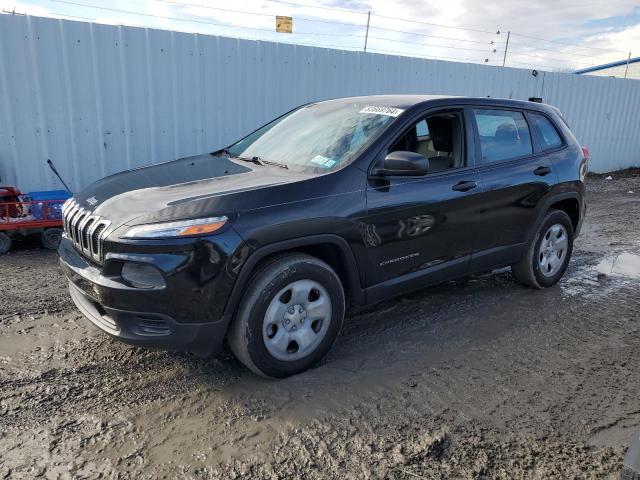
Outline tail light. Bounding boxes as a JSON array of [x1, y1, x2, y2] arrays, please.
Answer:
[[580, 146, 590, 179]]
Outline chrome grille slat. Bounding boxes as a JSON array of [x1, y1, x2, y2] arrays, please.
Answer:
[[81, 217, 95, 251], [73, 212, 86, 244], [92, 224, 107, 259], [62, 200, 111, 264], [65, 204, 78, 233]]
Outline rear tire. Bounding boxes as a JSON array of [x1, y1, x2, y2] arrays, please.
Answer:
[[228, 253, 345, 378], [512, 210, 574, 288], [0, 232, 11, 255], [42, 228, 63, 250]]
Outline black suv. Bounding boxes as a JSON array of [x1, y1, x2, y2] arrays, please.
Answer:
[[59, 95, 588, 377]]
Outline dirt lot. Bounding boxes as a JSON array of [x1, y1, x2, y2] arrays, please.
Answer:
[[1, 173, 639, 479]]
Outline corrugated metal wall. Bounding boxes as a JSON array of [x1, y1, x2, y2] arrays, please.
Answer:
[[1, 14, 639, 192]]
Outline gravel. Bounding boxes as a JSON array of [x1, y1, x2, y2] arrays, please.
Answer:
[[1, 173, 639, 479]]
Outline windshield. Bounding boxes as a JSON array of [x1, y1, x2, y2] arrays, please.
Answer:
[[226, 102, 402, 171]]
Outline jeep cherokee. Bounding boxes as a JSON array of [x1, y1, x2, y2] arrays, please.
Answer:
[[58, 95, 588, 377]]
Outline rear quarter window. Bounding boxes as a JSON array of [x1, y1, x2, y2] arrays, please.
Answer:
[[529, 113, 564, 151], [473, 109, 533, 163]]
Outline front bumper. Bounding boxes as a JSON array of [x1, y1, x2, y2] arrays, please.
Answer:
[[58, 233, 243, 356], [68, 281, 227, 355]]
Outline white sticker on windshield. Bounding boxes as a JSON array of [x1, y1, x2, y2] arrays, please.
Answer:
[[359, 106, 404, 117], [311, 155, 336, 168]]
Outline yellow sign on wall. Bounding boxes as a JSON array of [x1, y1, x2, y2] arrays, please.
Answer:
[[276, 16, 293, 33]]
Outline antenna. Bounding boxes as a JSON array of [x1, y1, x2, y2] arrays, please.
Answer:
[[47, 159, 73, 193]]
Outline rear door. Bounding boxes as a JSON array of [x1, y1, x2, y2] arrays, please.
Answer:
[[469, 107, 558, 271], [363, 107, 485, 299]]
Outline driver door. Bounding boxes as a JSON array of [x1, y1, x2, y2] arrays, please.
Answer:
[[362, 107, 484, 300]]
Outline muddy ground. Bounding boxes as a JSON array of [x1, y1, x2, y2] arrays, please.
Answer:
[[1, 173, 639, 479]]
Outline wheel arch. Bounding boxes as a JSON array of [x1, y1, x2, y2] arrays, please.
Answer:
[[223, 235, 365, 318], [548, 197, 580, 231], [526, 192, 582, 244]]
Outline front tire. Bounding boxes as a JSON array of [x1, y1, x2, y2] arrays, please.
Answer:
[[228, 253, 345, 378], [512, 210, 574, 288]]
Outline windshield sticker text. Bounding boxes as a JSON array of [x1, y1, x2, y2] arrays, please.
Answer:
[[360, 106, 404, 117]]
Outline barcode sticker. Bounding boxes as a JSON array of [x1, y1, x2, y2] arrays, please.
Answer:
[[359, 106, 404, 117]]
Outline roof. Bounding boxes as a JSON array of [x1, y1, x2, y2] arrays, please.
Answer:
[[320, 94, 557, 112], [574, 56, 640, 74], [321, 94, 457, 109]]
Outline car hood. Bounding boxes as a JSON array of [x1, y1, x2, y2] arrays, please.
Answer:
[[72, 154, 313, 227]]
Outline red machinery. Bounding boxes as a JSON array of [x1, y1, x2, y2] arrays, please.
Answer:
[[0, 186, 66, 254]]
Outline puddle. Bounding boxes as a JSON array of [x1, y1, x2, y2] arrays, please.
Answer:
[[596, 252, 640, 279], [561, 252, 640, 297]]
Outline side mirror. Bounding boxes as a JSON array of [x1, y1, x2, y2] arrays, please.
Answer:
[[372, 151, 429, 177]]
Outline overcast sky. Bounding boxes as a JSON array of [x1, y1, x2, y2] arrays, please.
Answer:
[[3, 0, 639, 71]]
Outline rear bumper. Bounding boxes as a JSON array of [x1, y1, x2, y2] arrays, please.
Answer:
[[68, 281, 228, 356], [575, 198, 587, 237]]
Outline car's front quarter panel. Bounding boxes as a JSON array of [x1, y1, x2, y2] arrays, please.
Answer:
[[230, 168, 369, 286]]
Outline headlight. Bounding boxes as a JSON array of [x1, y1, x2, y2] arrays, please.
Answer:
[[122, 216, 227, 239]]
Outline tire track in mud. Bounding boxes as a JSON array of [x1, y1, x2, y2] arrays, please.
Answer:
[[1, 176, 639, 478]]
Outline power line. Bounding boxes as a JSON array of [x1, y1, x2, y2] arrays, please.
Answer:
[[47, 0, 274, 30], [372, 13, 496, 35], [155, 0, 276, 19], [505, 49, 605, 67], [148, 0, 625, 61], [153, 0, 367, 28], [36, 0, 634, 71], [259, 0, 632, 56], [239, 0, 368, 15], [507, 41, 619, 60], [366, 35, 497, 54], [153, 0, 498, 36], [46, 11, 97, 21], [367, 25, 499, 46], [150, 0, 503, 49], [510, 31, 627, 54], [100, 0, 626, 63], [46, 0, 363, 37]]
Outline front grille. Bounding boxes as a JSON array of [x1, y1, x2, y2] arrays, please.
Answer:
[[62, 199, 111, 263]]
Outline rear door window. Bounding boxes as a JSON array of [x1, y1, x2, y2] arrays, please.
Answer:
[[473, 109, 533, 163], [528, 113, 563, 151]]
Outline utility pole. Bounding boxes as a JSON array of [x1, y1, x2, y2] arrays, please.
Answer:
[[624, 52, 632, 79], [502, 31, 510, 67], [363, 11, 371, 52]]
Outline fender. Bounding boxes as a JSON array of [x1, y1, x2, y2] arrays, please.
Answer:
[[525, 191, 583, 244], [222, 234, 366, 318]]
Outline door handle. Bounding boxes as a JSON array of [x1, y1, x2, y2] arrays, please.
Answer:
[[452, 180, 477, 192], [534, 166, 552, 176]]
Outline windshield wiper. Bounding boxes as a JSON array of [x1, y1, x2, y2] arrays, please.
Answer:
[[236, 156, 265, 166], [236, 156, 289, 169], [216, 151, 289, 169], [260, 159, 289, 169]]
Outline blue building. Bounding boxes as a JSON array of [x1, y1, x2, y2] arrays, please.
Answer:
[[575, 56, 640, 80]]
